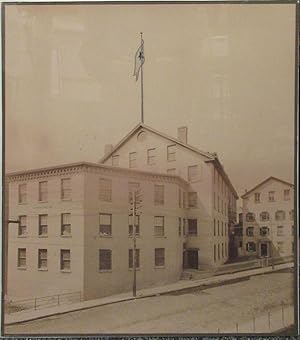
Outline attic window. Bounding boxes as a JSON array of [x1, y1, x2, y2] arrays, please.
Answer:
[[137, 131, 147, 142]]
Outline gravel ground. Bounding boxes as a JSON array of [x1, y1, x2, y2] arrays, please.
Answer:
[[5, 270, 294, 335]]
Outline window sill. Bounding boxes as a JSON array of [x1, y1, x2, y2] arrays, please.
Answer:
[[99, 269, 112, 273], [38, 268, 48, 271], [167, 159, 176, 163], [60, 269, 72, 273], [128, 268, 140, 271], [38, 200, 48, 203], [17, 235, 28, 238], [187, 234, 198, 237], [38, 235, 48, 238], [154, 266, 165, 269], [17, 267, 27, 270], [61, 235, 72, 238], [61, 198, 72, 202], [154, 235, 166, 238], [129, 235, 140, 238], [99, 235, 112, 238]]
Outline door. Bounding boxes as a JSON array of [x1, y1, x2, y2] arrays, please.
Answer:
[[187, 250, 198, 269], [260, 243, 268, 257]]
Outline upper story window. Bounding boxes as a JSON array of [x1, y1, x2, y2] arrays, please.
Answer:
[[39, 214, 48, 237], [17, 248, 26, 268], [188, 192, 197, 208], [99, 213, 112, 237], [260, 211, 269, 222], [39, 181, 48, 202], [254, 193, 260, 203], [112, 155, 119, 167], [99, 249, 112, 271], [38, 249, 48, 270], [60, 249, 71, 271], [61, 213, 71, 236], [260, 226, 269, 236], [284, 189, 290, 201], [129, 152, 137, 168], [154, 185, 164, 206], [18, 183, 27, 204], [61, 178, 71, 200], [187, 219, 197, 236], [268, 191, 275, 202], [99, 178, 112, 202], [275, 210, 285, 221], [18, 216, 27, 237], [167, 145, 176, 162], [246, 212, 255, 222], [154, 216, 164, 237], [188, 165, 198, 181], [178, 217, 182, 236], [129, 215, 140, 237], [147, 148, 156, 165], [167, 168, 176, 175], [246, 227, 254, 236]]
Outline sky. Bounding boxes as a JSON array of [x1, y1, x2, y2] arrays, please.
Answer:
[[3, 3, 296, 199]]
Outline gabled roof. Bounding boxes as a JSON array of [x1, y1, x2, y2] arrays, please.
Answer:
[[99, 122, 215, 163], [241, 176, 294, 199]]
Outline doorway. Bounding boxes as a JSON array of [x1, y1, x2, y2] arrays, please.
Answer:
[[260, 243, 269, 257], [186, 250, 199, 269]]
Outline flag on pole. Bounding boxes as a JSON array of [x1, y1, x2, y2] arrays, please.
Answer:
[[133, 39, 145, 81]]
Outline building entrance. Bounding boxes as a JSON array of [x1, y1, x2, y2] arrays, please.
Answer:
[[260, 243, 269, 257], [186, 250, 198, 269]]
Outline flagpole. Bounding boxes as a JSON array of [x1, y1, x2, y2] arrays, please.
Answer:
[[140, 32, 144, 124]]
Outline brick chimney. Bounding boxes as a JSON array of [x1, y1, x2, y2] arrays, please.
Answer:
[[177, 126, 188, 144], [104, 144, 113, 155]]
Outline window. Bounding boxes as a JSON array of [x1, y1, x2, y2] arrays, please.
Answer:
[[254, 193, 260, 203], [225, 223, 227, 236], [214, 219, 216, 236], [183, 192, 186, 208], [246, 242, 256, 252], [218, 244, 220, 260], [39, 181, 48, 202], [290, 210, 294, 221], [188, 165, 198, 181], [260, 226, 269, 236], [129, 249, 140, 269], [39, 214, 48, 236], [61, 178, 71, 200], [99, 249, 112, 271], [154, 185, 164, 206], [218, 220, 220, 236], [221, 222, 224, 236], [277, 226, 284, 236], [167, 168, 176, 175], [183, 219, 186, 236], [246, 212, 255, 222], [18, 216, 27, 236], [284, 189, 290, 201], [187, 219, 197, 236], [246, 227, 254, 236], [129, 215, 140, 236], [18, 183, 27, 204], [213, 192, 216, 209], [188, 192, 197, 208], [154, 216, 164, 237], [167, 145, 176, 161], [222, 243, 224, 258], [268, 191, 275, 202], [112, 155, 119, 166], [17, 248, 26, 268], [277, 242, 284, 253], [214, 245, 216, 262], [128, 182, 140, 202], [99, 178, 112, 202], [178, 189, 182, 208], [129, 152, 137, 168], [178, 217, 181, 236], [60, 249, 71, 271], [260, 211, 269, 221], [217, 196, 220, 212], [155, 248, 165, 267], [99, 213, 112, 237], [61, 213, 71, 236], [275, 210, 285, 221], [147, 148, 156, 165], [38, 249, 47, 269]]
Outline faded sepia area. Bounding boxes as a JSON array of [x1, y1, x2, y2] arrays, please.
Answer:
[[3, 3, 296, 335]]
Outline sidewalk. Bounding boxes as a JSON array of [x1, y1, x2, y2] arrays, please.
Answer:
[[5, 261, 294, 326]]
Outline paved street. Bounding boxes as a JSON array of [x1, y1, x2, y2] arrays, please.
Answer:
[[6, 269, 294, 335]]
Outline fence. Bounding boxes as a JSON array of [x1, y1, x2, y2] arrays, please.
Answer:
[[218, 302, 294, 334], [5, 291, 82, 314]]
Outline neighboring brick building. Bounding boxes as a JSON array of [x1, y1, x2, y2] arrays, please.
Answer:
[[241, 176, 294, 259], [6, 162, 188, 300], [100, 123, 238, 269]]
